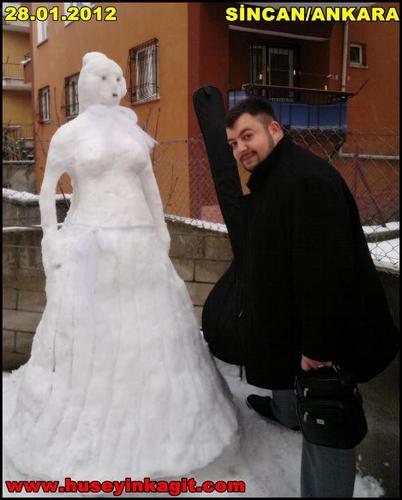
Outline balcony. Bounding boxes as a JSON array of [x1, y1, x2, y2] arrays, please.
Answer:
[[229, 84, 354, 132], [3, 124, 34, 162], [2, 17, 30, 33], [2, 62, 32, 91]]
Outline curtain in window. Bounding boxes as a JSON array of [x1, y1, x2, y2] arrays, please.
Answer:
[[136, 44, 156, 100], [40, 88, 49, 121], [68, 76, 79, 116]]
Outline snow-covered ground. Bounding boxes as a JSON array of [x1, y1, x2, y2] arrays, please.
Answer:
[[2, 364, 384, 498], [368, 238, 399, 270], [362, 221, 399, 235], [2, 188, 72, 205]]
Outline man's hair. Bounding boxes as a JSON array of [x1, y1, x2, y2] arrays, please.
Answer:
[[225, 97, 279, 128]]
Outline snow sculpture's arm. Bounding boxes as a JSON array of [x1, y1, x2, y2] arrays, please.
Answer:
[[39, 130, 69, 272], [39, 136, 65, 235], [139, 157, 171, 253]]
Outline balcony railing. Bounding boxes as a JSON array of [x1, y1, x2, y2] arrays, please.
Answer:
[[3, 124, 34, 161], [229, 84, 355, 132], [3, 62, 24, 80], [2, 16, 30, 31]]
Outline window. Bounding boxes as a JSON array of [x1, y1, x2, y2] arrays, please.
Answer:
[[349, 43, 365, 66], [249, 44, 297, 87], [64, 73, 79, 117], [37, 20, 48, 44], [129, 39, 159, 103], [64, 2, 95, 25], [38, 87, 50, 122], [249, 43, 298, 101]]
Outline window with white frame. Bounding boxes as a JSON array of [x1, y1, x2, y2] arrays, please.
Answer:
[[65, 73, 79, 117], [38, 87, 50, 122], [37, 20, 48, 44], [349, 43, 365, 66], [64, 2, 95, 25], [129, 39, 159, 103]]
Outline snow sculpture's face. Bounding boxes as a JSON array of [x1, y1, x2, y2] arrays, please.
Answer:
[[78, 54, 127, 111]]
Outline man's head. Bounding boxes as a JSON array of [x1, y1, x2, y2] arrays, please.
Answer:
[[225, 97, 284, 172]]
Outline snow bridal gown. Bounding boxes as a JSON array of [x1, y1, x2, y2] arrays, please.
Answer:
[[4, 53, 238, 482]]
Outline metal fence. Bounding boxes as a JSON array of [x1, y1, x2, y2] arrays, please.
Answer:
[[2, 62, 24, 80], [152, 129, 399, 271], [2, 129, 399, 272], [3, 124, 34, 161]]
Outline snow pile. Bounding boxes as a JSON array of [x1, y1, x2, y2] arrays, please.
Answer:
[[3, 52, 238, 484], [2, 367, 384, 497], [363, 221, 399, 235], [368, 239, 399, 270], [165, 214, 228, 234], [3, 188, 71, 205]]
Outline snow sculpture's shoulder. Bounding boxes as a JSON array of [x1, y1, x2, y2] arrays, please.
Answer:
[[116, 106, 138, 124], [49, 119, 77, 147], [47, 120, 79, 172]]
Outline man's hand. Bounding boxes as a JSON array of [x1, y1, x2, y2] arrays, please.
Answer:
[[301, 355, 332, 371]]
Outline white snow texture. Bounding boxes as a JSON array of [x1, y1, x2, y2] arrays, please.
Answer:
[[2, 52, 385, 497], [3, 52, 238, 481]]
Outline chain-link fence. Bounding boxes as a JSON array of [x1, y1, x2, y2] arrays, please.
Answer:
[[152, 129, 399, 271], [2, 128, 399, 272]]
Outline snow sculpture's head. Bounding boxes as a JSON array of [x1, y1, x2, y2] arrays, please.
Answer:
[[78, 52, 127, 112]]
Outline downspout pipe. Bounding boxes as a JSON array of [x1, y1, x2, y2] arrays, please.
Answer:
[[341, 21, 349, 91]]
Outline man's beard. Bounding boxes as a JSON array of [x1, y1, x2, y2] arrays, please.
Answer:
[[239, 131, 275, 172]]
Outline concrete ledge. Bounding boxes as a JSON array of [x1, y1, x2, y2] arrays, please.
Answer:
[[2, 163, 36, 192], [3, 189, 70, 228], [366, 229, 400, 243]]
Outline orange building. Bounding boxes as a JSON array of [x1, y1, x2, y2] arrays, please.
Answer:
[[30, 2, 399, 221], [3, 1, 33, 161]]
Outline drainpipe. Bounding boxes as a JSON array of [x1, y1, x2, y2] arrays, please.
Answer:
[[341, 21, 349, 91]]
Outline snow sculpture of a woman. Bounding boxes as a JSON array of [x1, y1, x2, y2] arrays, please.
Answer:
[[4, 52, 238, 481]]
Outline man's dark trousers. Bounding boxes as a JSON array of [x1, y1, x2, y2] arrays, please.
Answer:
[[271, 389, 356, 497]]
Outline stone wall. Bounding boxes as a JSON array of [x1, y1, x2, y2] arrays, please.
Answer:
[[2, 220, 232, 370], [3, 192, 69, 228], [3, 216, 399, 371], [3, 161, 36, 193], [169, 220, 232, 325], [3, 229, 46, 369]]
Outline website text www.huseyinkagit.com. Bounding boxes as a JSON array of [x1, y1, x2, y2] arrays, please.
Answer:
[[5, 477, 246, 496]]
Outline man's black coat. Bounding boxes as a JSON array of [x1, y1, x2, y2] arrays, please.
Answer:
[[240, 134, 399, 389]]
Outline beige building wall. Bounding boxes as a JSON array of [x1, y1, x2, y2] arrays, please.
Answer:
[[3, 29, 32, 125], [3, 90, 32, 125], [31, 2, 190, 215], [3, 29, 30, 62]]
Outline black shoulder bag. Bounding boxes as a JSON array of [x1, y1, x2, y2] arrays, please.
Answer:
[[295, 365, 368, 449]]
